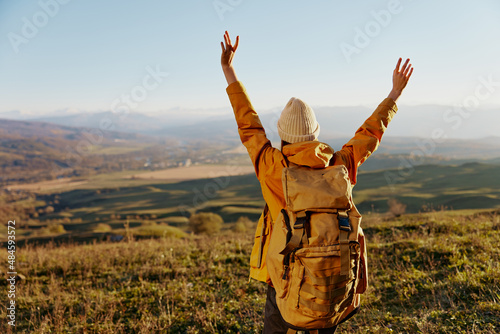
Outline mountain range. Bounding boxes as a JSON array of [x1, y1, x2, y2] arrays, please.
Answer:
[[2, 104, 498, 141]]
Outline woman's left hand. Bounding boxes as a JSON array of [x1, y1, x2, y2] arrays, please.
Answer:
[[221, 31, 239, 68]]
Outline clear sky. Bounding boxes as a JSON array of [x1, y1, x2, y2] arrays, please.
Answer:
[[1, 0, 499, 115]]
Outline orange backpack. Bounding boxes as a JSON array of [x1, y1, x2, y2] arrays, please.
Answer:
[[267, 164, 368, 330]]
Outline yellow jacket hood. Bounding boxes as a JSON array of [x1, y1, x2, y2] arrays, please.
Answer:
[[282, 141, 334, 169]]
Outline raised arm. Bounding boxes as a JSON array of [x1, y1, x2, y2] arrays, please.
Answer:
[[221, 31, 239, 85], [333, 58, 414, 185], [222, 31, 284, 180], [387, 58, 413, 103]]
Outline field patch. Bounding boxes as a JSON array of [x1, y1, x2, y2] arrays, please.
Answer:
[[124, 164, 254, 181], [6, 178, 88, 192]]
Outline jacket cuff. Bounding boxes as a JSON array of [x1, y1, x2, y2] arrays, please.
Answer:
[[226, 81, 246, 95], [380, 97, 398, 113]]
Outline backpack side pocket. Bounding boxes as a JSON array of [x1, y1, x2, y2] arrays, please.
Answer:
[[356, 229, 368, 294], [267, 210, 292, 298]]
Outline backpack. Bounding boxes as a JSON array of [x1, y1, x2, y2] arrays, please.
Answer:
[[267, 164, 368, 330]]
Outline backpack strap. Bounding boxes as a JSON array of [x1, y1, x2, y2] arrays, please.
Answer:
[[279, 210, 309, 256], [280, 151, 307, 256], [256, 204, 270, 268], [338, 210, 351, 276]]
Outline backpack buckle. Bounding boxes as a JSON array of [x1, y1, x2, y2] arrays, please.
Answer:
[[294, 211, 308, 229], [338, 211, 351, 232]]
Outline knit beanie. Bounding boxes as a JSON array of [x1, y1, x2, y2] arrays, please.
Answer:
[[277, 97, 320, 143]]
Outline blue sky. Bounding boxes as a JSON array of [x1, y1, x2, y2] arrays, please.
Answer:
[[0, 0, 499, 115]]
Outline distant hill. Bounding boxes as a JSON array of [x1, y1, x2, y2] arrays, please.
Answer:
[[25, 105, 500, 161], [1, 116, 499, 185], [0, 119, 165, 185], [354, 162, 500, 213], [31, 111, 167, 136], [31, 110, 240, 140], [328, 136, 500, 163], [0, 118, 150, 141], [25, 104, 500, 140]]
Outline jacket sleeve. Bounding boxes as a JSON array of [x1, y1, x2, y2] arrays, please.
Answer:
[[333, 97, 398, 185], [226, 81, 283, 180]]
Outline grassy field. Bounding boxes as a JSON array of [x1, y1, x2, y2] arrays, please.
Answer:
[[354, 162, 500, 213], [1, 210, 498, 333], [3, 162, 500, 246]]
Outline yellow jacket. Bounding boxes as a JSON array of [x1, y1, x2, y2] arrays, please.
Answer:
[[226, 81, 398, 283]]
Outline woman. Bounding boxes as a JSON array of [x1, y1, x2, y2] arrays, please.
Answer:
[[221, 31, 413, 334]]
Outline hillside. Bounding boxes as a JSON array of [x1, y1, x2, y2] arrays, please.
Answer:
[[1, 117, 499, 188], [2, 161, 499, 247], [0, 211, 498, 333], [0, 118, 148, 141], [354, 162, 500, 212], [0, 119, 193, 185], [22, 104, 500, 140]]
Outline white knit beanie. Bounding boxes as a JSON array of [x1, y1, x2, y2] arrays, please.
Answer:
[[277, 97, 320, 143]]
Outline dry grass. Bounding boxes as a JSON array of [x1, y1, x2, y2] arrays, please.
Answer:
[[0, 210, 498, 333]]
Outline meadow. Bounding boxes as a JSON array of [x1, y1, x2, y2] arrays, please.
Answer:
[[1, 210, 498, 333], [3, 162, 499, 248], [1, 161, 499, 332]]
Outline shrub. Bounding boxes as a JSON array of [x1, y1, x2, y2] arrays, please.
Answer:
[[93, 223, 112, 232], [135, 223, 188, 238], [388, 198, 407, 217], [233, 216, 252, 233], [189, 212, 223, 235], [34, 223, 67, 236], [48, 224, 66, 234]]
